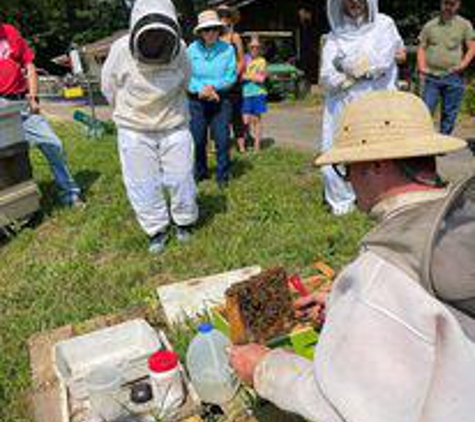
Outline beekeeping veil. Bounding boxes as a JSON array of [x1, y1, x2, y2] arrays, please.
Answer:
[[129, 0, 181, 65], [423, 176, 475, 318], [364, 176, 475, 320], [327, 0, 378, 38]]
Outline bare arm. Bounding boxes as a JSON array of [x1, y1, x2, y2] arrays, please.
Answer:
[[395, 48, 407, 65], [26, 63, 40, 113], [417, 24, 429, 75], [456, 20, 475, 72], [417, 46, 429, 74], [457, 39, 475, 71], [233, 33, 246, 76]]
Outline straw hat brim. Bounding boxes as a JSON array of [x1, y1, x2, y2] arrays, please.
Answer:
[[194, 21, 225, 35], [315, 134, 467, 166]]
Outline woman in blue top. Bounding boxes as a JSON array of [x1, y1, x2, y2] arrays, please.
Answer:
[[187, 10, 237, 188]]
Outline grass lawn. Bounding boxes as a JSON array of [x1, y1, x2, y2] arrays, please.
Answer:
[[0, 123, 371, 422]]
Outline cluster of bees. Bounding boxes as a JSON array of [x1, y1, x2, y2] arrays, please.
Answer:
[[225, 268, 295, 344]]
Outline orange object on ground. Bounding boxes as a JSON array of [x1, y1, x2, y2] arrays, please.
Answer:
[[313, 261, 335, 279]]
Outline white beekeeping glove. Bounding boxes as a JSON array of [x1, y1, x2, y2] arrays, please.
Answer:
[[341, 53, 371, 80]]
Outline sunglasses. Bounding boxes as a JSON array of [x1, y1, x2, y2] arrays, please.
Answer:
[[333, 164, 351, 181], [217, 10, 233, 19], [201, 27, 220, 33]]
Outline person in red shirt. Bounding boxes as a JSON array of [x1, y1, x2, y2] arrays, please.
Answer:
[[0, 21, 82, 207], [0, 22, 35, 95]]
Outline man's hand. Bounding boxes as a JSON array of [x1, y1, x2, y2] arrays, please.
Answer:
[[418, 67, 429, 85], [229, 344, 270, 386], [294, 291, 329, 327], [418, 67, 429, 76], [452, 62, 467, 74], [27, 95, 40, 114]]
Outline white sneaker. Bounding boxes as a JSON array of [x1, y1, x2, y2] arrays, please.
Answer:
[[332, 203, 355, 216]]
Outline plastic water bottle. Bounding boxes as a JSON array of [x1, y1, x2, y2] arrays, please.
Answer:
[[186, 323, 239, 405]]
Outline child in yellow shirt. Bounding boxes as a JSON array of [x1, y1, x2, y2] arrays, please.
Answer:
[[242, 36, 268, 151]]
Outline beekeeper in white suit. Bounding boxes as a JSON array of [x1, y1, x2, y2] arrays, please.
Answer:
[[319, 0, 405, 216], [102, 0, 198, 253]]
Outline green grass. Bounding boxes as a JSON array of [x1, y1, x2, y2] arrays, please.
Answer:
[[0, 123, 371, 421]]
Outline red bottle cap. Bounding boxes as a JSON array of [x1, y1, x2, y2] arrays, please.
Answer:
[[148, 350, 179, 373]]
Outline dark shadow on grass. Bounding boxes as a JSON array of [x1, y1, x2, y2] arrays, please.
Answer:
[[252, 401, 306, 422], [261, 137, 276, 150], [230, 157, 254, 180], [195, 191, 228, 229], [0, 170, 100, 249], [242, 136, 275, 151], [207, 156, 254, 181], [75, 170, 102, 195], [38, 170, 101, 215], [0, 229, 13, 248], [0, 209, 44, 249]]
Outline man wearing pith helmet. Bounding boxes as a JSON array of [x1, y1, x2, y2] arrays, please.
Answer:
[[230, 91, 475, 422]]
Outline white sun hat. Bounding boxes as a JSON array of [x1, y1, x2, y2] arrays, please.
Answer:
[[194, 10, 225, 35]]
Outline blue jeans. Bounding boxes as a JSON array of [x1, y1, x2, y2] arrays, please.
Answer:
[[422, 73, 465, 135], [23, 113, 81, 204], [189, 97, 232, 183]]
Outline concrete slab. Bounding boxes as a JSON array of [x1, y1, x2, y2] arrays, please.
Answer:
[[263, 105, 320, 151]]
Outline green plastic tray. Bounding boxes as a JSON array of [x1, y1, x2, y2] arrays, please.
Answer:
[[210, 308, 318, 360]]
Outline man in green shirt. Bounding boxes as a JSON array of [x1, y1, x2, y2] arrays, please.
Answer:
[[417, 0, 475, 135]]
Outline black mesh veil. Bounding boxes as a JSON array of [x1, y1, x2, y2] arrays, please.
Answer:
[[423, 176, 475, 318]]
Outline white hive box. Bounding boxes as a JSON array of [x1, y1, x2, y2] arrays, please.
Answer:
[[0, 101, 25, 149], [54, 319, 163, 400]]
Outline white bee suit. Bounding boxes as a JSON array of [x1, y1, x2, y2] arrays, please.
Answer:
[[254, 184, 475, 422], [319, 0, 404, 215], [102, 0, 198, 236]]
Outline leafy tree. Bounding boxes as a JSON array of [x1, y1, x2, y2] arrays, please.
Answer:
[[2, 0, 474, 72], [2, 0, 129, 71]]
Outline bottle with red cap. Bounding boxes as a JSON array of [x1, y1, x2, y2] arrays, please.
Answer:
[[148, 350, 184, 416]]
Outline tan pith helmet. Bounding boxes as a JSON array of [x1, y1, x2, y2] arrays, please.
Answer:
[[315, 91, 467, 166]]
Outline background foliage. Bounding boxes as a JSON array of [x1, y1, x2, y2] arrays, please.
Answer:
[[2, 0, 129, 71], [2, 0, 474, 73]]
